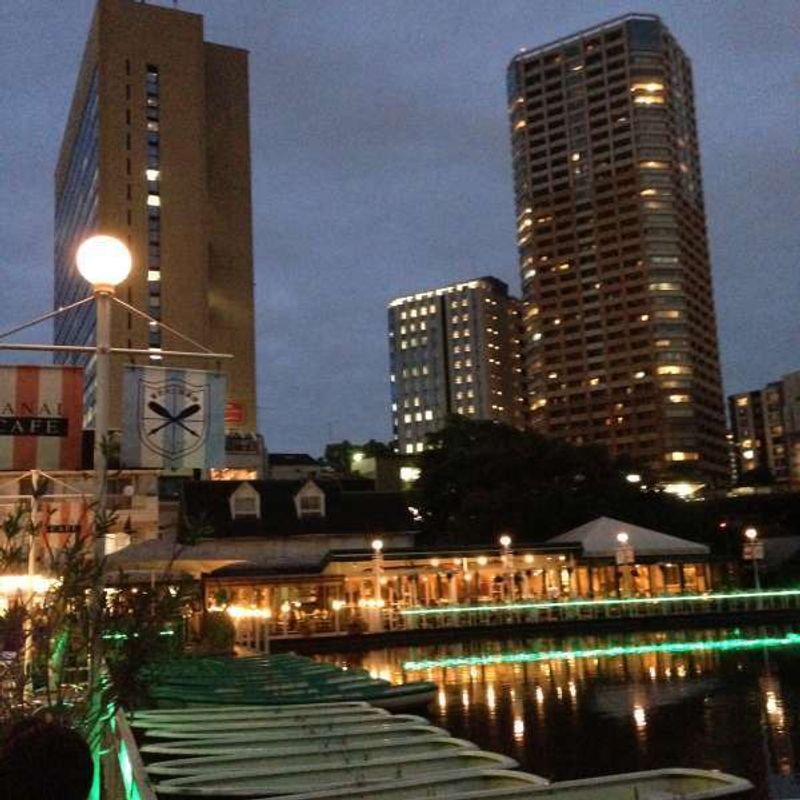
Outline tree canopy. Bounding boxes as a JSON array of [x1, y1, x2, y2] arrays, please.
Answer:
[[414, 416, 692, 545], [322, 439, 393, 474]]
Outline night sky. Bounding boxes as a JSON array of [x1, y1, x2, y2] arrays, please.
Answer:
[[1, 1, 797, 456]]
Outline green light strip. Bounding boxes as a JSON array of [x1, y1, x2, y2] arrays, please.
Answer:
[[102, 629, 175, 641], [402, 632, 800, 671], [399, 587, 800, 617]]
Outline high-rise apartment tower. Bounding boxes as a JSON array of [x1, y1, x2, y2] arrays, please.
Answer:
[[54, 0, 256, 431], [388, 277, 525, 454], [729, 371, 800, 487], [507, 14, 727, 485]]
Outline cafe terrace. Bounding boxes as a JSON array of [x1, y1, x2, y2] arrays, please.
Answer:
[[108, 479, 725, 636]]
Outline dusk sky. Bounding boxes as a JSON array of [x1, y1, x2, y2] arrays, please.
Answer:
[[1, 1, 797, 456]]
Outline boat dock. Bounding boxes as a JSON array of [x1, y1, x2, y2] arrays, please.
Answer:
[[112, 652, 754, 799]]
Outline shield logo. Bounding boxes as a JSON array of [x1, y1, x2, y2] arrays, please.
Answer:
[[137, 375, 210, 465]]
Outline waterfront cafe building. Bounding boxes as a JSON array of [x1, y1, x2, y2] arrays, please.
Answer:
[[108, 477, 720, 630], [199, 517, 716, 630]]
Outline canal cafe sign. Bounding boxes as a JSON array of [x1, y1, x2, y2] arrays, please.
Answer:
[[0, 365, 84, 471]]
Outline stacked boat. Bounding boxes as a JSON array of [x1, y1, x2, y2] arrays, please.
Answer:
[[131, 701, 753, 800], [141, 653, 436, 710], [134, 701, 534, 798], [130, 654, 753, 799]]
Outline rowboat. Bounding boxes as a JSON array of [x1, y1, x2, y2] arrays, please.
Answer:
[[146, 736, 477, 777], [132, 706, 390, 733], [141, 653, 435, 712], [131, 701, 374, 725], [243, 771, 548, 800], [139, 724, 451, 760], [148, 681, 438, 711], [143, 714, 433, 741], [153, 752, 519, 797], [398, 768, 753, 800]]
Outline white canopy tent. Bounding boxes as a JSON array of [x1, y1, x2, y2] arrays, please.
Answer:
[[547, 516, 709, 559]]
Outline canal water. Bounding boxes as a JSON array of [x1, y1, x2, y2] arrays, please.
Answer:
[[324, 626, 800, 799]]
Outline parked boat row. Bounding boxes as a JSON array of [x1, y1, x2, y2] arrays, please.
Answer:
[[133, 700, 753, 800], [141, 653, 436, 710]]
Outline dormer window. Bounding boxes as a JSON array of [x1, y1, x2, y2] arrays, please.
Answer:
[[299, 495, 322, 515], [229, 482, 261, 519], [294, 479, 326, 519]]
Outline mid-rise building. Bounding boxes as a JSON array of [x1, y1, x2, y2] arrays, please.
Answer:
[[54, 0, 256, 432], [507, 14, 727, 486], [388, 277, 525, 454], [729, 371, 800, 486]]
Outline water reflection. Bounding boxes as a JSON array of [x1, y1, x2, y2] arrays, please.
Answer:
[[325, 627, 800, 799]]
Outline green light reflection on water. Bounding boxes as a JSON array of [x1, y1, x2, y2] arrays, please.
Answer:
[[402, 631, 800, 671]]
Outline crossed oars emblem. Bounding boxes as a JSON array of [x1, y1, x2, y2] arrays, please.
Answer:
[[148, 401, 201, 437]]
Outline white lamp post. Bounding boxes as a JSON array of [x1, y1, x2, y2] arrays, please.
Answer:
[[76, 235, 132, 561], [615, 531, 634, 597], [76, 235, 131, 694], [499, 534, 513, 602], [743, 527, 763, 599], [371, 538, 384, 631]]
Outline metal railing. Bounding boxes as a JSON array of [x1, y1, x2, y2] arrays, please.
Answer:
[[102, 707, 158, 800], [230, 588, 800, 648]]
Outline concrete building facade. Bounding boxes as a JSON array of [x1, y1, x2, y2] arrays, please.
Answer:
[[507, 14, 727, 486], [388, 277, 525, 454], [729, 371, 800, 486], [54, 0, 256, 432]]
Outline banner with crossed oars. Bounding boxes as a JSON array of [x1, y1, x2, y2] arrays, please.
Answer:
[[121, 366, 226, 469]]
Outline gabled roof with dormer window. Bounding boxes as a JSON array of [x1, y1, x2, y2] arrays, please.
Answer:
[[180, 478, 417, 540]]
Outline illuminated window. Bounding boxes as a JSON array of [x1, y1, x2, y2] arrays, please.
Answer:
[[400, 466, 421, 482], [667, 451, 699, 462], [424, 410, 433, 421], [415, 442, 424, 453], [145, 168, 160, 181], [649, 283, 679, 291], [147, 270, 160, 282], [146, 194, 161, 207], [657, 365, 691, 376], [668, 394, 690, 403]]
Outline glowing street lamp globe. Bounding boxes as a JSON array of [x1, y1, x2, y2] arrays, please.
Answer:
[[616, 531, 630, 545], [371, 538, 384, 552], [744, 527, 758, 542], [499, 534, 512, 549], [76, 235, 132, 290]]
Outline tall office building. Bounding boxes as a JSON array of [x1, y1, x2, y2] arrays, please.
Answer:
[[507, 14, 727, 486], [729, 371, 800, 486], [54, 0, 256, 431], [388, 277, 525, 454]]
